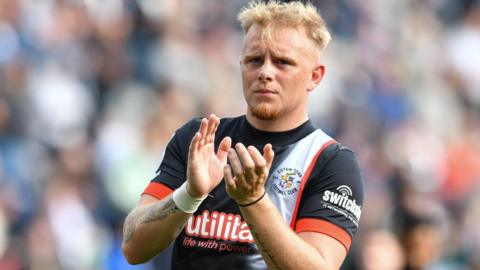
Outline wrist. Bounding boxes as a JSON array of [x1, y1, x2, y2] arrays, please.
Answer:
[[185, 182, 206, 199], [236, 191, 267, 208], [172, 182, 207, 213]]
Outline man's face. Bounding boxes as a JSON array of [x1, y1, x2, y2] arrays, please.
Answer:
[[241, 24, 324, 121]]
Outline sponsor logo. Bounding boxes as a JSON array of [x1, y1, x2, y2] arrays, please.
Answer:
[[322, 185, 362, 225], [336, 185, 352, 196], [271, 167, 302, 196], [185, 210, 254, 243]]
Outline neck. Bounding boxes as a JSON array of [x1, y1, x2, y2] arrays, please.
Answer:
[[246, 111, 309, 132]]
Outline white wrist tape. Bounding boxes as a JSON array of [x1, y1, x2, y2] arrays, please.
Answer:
[[172, 182, 207, 213]]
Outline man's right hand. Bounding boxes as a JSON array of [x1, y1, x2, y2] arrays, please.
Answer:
[[186, 114, 231, 198]]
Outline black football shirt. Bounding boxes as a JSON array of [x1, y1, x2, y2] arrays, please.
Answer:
[[143, 115, 364, 270]]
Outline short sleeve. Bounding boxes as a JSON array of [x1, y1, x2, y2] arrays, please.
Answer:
[[295, 146, 364, 251], [142, 118, 201, 199]]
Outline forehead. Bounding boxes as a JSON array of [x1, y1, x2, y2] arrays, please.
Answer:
[[242, 24, 317, 58]]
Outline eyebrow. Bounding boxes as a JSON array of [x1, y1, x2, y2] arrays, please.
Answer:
[[243, 53, 260, 60], [242, 51, 296, 63], [272, 54, 296, 64]]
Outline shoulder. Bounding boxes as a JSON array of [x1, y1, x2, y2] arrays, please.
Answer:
[[307, 142, 364, 198], [178, 116, 243, 132], [215, 115, 245, 136], [163, 118, 202, 160], [172, 115, 245, 143], [174, 117, 202, 139], [218, 115, 244, 128], [314, 141, 362, 179], [323, 143, 361, 172]]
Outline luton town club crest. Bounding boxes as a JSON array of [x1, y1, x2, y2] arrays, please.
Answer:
[[272, 167, 303, 196]]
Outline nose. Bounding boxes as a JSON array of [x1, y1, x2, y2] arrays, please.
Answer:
[[257, 61, 274, 82]]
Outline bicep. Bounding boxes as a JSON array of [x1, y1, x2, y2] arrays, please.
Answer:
[[298, 231, 347, 270]]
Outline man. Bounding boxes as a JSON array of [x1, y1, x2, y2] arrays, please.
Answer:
[[122, 1, 363, 269]]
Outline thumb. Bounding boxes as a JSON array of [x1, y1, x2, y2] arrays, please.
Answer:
[[217, 137, 232, 163], [263, 143, 274, 169]]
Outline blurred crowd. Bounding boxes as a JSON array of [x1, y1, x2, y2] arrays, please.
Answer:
[[0, 0, 479, 269]]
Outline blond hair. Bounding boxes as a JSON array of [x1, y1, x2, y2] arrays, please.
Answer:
[[238, 1, 331, 53]]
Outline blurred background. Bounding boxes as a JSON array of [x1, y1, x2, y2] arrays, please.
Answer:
[[0, 0, 479, 269]]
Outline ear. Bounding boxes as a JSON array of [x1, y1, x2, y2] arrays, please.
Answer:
[[307, 65, 325, 92]]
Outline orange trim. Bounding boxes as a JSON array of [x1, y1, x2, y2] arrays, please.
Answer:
[[296, 218, 352, 251], [289, 140, 336, 228], [142, 182, 173, 200]]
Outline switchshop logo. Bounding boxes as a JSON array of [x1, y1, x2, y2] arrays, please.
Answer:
[[336, 185, 352, 196], [322, 185, 361, 224]]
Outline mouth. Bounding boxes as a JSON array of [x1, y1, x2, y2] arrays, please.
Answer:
[[254, 89, 277, 95]]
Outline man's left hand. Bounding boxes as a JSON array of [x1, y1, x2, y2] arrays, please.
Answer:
[[224, 143, 274, 205]]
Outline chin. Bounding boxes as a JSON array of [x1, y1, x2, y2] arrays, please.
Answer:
[[250, 104, 282, 120]]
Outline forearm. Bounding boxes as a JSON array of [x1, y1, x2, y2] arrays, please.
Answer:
[[240, 195, 334, 270], [122, 195, 190, 264]]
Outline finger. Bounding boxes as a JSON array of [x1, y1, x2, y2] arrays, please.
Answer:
[[217, 136, 232, 163], [263, 144, 275, 169], [205, 114, 217, 144], [223, 164, 236, 191], [248, 146, 268, 190], [228, 148, 247, 187], [198, 118, 208, 149], [247, 146, 266, 175], [188, 132, 201, 158], [235, 143, 255, 180], [209, 116, 220, 144]]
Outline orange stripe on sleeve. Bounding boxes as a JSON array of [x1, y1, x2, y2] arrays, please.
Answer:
[[295, 218, 352, 251], [142, 182, 173, 200]]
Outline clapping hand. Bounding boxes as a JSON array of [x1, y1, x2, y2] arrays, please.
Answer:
[[224, 143, 274, 206], [186, 114, 231, 198]]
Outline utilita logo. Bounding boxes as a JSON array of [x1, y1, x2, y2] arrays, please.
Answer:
[[185, 210, 254, 243]]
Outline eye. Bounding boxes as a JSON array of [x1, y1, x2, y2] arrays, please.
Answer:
[[248, 57, 263, 65], [275, 59, 292, 65]]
